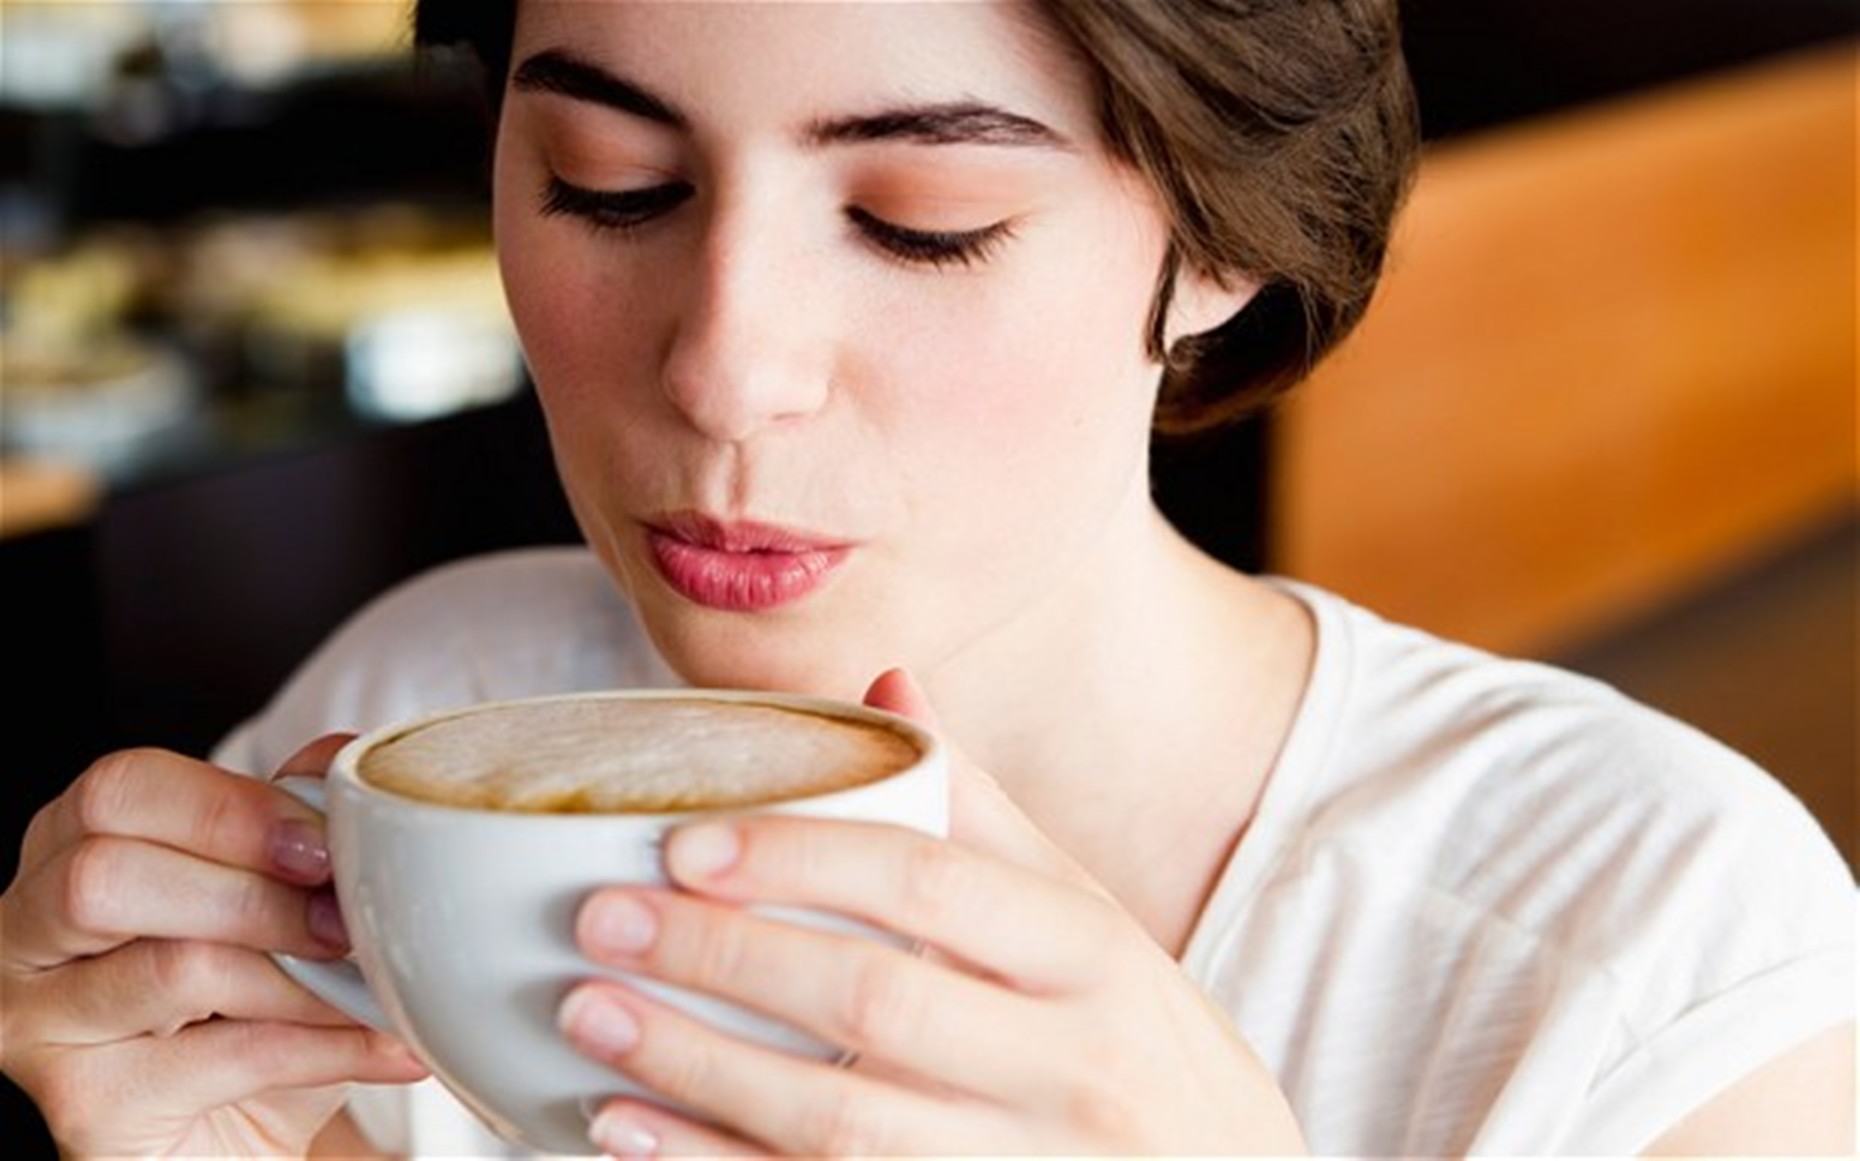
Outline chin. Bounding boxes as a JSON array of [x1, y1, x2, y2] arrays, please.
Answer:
[[641, 611, 888, 705]]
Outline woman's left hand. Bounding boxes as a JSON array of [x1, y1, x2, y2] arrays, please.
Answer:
[[557, 672, 1307, 1158]]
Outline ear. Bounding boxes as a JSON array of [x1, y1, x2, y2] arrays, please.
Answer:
[[1164, 264, 1262, 349]]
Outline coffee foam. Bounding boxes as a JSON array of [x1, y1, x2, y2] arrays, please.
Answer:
[[357, 696, 921, 813]]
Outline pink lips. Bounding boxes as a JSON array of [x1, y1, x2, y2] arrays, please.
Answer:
[[645, 513, 851, 612]]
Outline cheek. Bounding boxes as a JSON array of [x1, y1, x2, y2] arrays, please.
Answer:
[[937, 226, 1165, 589], [497, 220, 604, 398], [495, 239, 675, 520], [889, 218, 1163, 484], [495, 159, 571, 381], [493, 148, 657, 416], [493, 210, 654, 553], [862, 279, 1158, 604]]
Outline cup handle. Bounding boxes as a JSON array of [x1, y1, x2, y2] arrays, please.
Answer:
[[269, 774, 393, 1033]]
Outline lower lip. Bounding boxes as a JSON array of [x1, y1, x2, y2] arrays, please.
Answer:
[[646, 531, 849, 612]]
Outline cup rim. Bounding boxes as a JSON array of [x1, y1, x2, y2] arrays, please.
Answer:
[[328, 687, 943, 820]]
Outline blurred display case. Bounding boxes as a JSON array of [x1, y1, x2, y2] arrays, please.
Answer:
[[0, 0, 520, 485], [0, 2, 582, 814]]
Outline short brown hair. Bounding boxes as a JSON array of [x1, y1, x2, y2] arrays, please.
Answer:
[[415, 0, 1419, 433]]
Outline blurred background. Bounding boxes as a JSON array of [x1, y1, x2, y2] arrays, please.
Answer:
[[0, 3, 1853, 1145]]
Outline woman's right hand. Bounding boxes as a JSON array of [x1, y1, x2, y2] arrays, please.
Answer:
[[0, 738, 427, 1158]]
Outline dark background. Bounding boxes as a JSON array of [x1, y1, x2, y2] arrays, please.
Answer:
[[2, 2, 1854, 1153]]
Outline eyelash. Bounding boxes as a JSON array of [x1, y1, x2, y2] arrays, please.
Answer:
[[539, 175, 1014, 270], [843, 206, 1015, 270], [540, 176, 692, 232]]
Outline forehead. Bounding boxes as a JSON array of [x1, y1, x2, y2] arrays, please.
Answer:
[[508, 0, 1097, 143]]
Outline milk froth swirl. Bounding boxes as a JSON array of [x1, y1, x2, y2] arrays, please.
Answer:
[[358, 695, 922, 813]]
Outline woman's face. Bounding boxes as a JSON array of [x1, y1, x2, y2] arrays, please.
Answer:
[[494, 0, 1199, 695]]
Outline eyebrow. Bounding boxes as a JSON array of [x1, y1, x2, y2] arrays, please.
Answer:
[[806, 103, 1070, 150], [509, 49, 1070, 151], [510, 50, 685, 128]]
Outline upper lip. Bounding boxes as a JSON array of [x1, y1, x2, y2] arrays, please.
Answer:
[[649, 511, 850, 554]]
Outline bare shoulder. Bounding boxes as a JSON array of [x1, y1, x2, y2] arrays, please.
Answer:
[[1643, 1022, 1855, 1158]]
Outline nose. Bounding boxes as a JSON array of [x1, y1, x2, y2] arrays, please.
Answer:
[[658, 219, 832, 443]]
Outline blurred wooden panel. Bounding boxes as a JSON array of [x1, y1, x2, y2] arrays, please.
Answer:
[[1275, 43, 1858, 655]]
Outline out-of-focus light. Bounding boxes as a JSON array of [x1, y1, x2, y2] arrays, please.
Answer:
[[0, 7, 146, 108], [343, 308, 525, 424]]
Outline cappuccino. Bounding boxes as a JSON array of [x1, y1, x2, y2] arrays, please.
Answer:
[[358, 694, 922, 813], [276, 689, 946, 1152]]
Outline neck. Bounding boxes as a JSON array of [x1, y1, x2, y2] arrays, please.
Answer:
[[920, 495, 1313, 952]]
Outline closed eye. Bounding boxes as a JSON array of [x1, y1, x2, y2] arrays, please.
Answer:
[[539, 175, 1014, 269], [846, 206, 1016, 270], [540, 175, 693, 233]]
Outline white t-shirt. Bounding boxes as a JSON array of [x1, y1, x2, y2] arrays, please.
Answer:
[[215, 547, 1857, 1158]]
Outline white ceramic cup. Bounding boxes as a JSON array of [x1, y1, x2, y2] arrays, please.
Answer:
[[274, 689, 948, 1155]]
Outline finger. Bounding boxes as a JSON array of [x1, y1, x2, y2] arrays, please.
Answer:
[[10, 939, 368, 1046], [138, 1017, 428, 1098], [863, 668, 1102, 895], [4, 837, 349, 969], [270, 733, 356, 781], [858, 666, 931, 720], [662, 816, 1121, 993], [559, 980, 1006, 1158], [577, 886, 1061, 1100], [27, 1017, 426, 1153], [584, 1098, 765, 1160], [19, 748, 332, 887]]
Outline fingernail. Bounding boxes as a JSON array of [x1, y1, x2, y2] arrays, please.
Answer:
[[584, 894, 657, 956], [590, 1107, 660, 1159], [370, 1033, 429, 1075], [561, 988, 640, 1057], [666, 822, 739, 880], [306, 889, 350, 950], [268, 819, 330, 882]]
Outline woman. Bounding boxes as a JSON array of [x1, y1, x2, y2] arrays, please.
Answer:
[[3, 2, 1851, 1157]]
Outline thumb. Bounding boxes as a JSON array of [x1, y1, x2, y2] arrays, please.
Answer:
[[269, 732, 358, 782], [860, 666, 937, 724], [861, 669, 1100, 892]]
